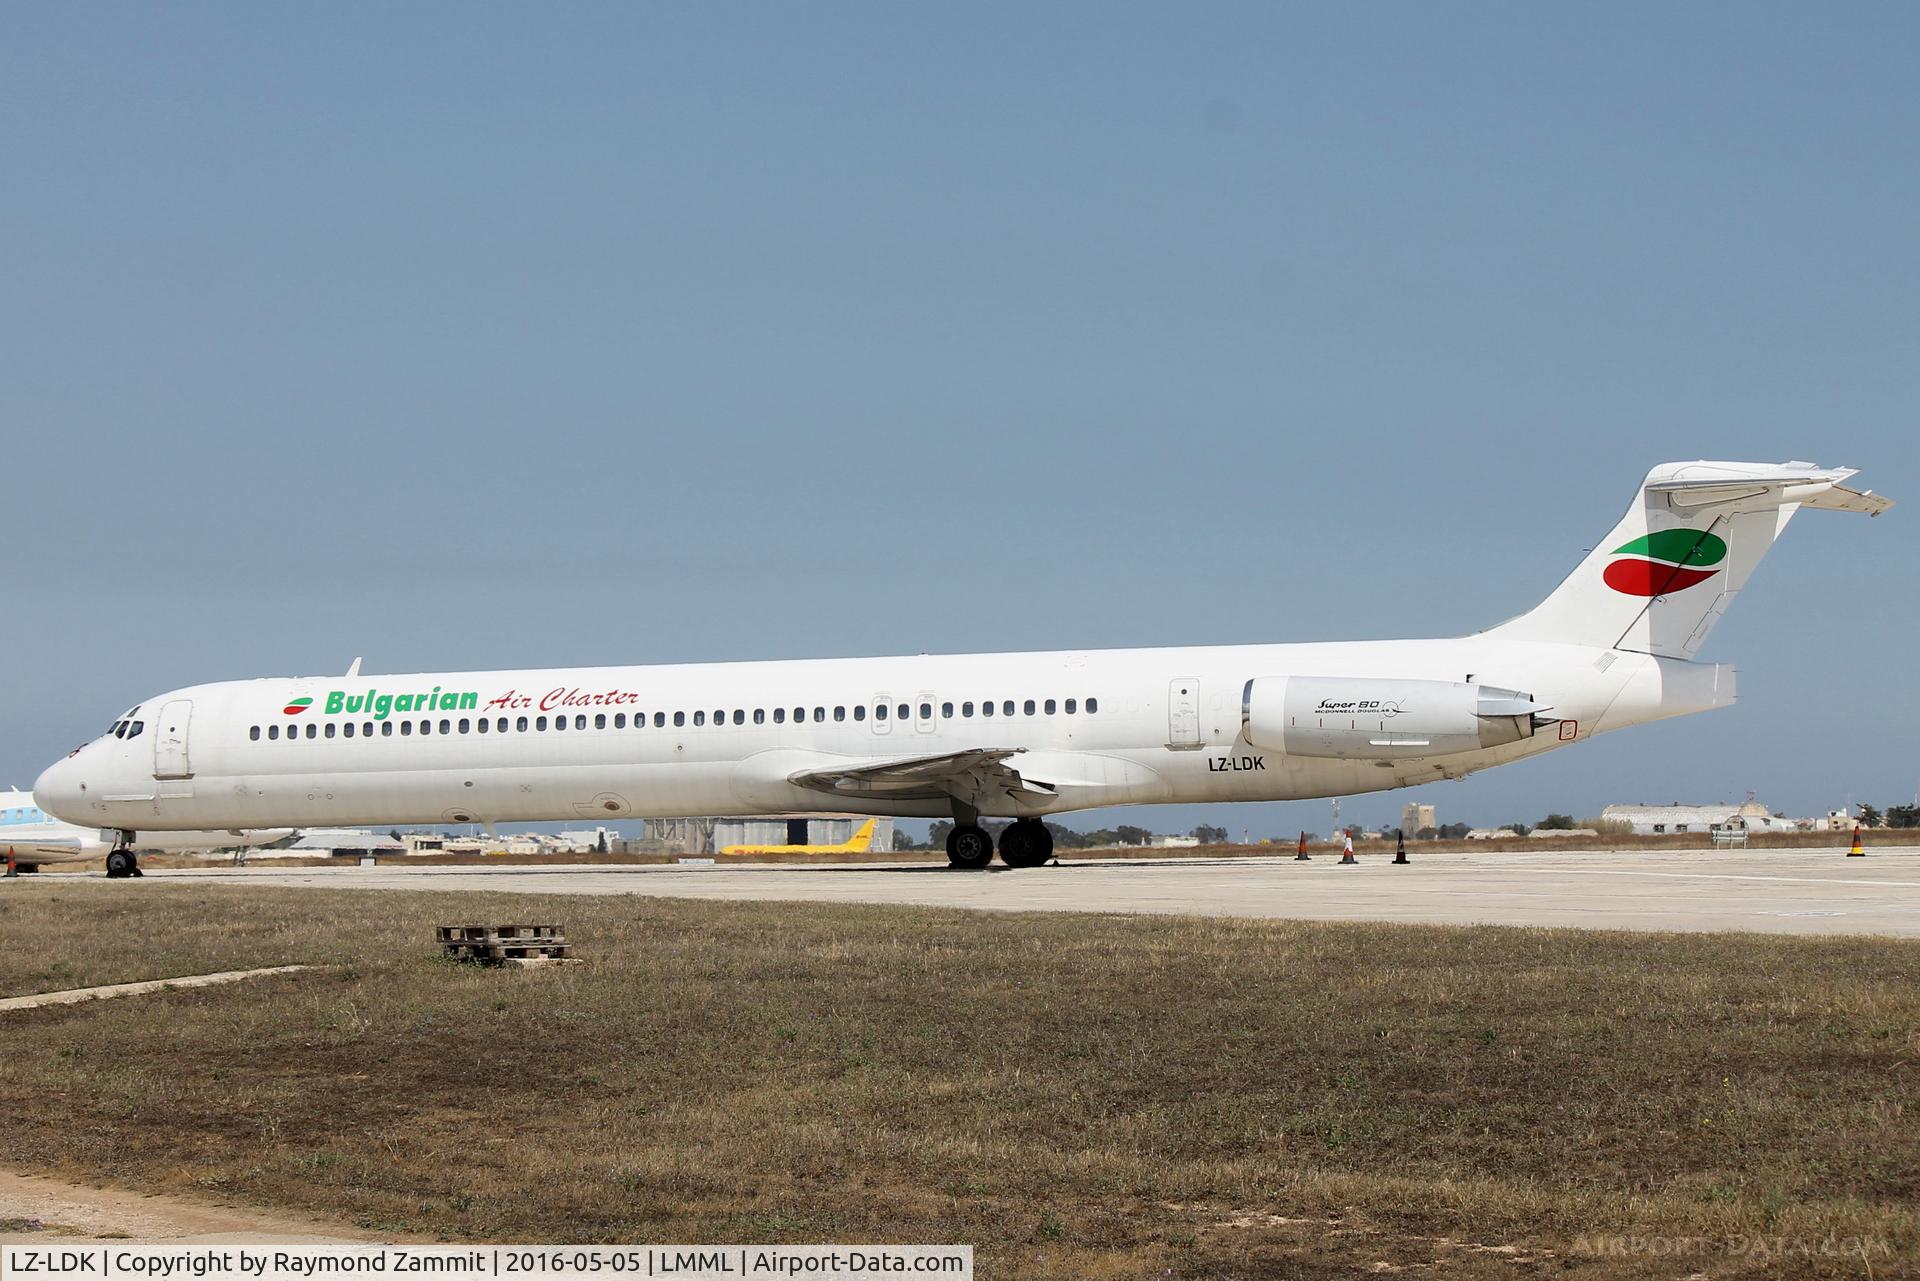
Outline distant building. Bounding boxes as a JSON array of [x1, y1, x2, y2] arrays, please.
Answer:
[[1528, 827, 1599, 838], [1601, 799, 1797, 836], [1154, 834, 1200, 848], [1401, 802, 1437, 835]]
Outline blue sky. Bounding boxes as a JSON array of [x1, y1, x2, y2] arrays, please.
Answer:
[[4, 2, 1914, 837]]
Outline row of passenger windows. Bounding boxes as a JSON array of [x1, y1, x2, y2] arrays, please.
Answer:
[[247, 696, 1100, 742]]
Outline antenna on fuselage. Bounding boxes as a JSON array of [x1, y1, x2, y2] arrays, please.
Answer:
[[345, 657, 363, 678]]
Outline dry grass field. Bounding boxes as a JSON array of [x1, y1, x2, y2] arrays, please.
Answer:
[[0, 883, 1914, 1278]]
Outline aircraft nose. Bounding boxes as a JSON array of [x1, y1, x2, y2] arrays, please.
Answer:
[[34, 754, 86, 823]]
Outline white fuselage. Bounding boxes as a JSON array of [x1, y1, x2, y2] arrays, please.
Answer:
[[32, 637, 1733, 833], [0, 790, 291, 862]]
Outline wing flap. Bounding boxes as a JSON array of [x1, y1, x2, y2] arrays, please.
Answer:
[[788, 747, 1053, 803]]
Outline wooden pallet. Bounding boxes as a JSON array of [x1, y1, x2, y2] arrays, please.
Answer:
[[439, 924, 578, 966]]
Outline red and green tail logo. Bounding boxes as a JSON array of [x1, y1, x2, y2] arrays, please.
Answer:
[[1603, 529, 1727, 596], [283, 697, 313, 715]]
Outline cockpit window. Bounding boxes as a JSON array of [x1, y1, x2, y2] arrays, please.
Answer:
[[126, 721, 144, 740]]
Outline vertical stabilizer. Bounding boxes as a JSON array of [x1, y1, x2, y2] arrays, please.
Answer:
[[1485, 461, 1891, 659]]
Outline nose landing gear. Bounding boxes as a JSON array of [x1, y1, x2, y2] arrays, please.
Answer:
[[105, 832, 143, 879]]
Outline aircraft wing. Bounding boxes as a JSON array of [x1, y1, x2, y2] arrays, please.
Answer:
[[788, 747, 1054, 804], [4, 835, 91, 862]]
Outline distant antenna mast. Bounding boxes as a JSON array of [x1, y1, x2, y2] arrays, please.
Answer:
[[1331, 796, 1342, 838]]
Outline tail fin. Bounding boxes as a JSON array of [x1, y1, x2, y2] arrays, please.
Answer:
[[1486, 461, 1891, 658], [847, 818, 877, 852]]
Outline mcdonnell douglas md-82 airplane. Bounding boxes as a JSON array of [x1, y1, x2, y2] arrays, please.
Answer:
[[33, 461, 1891, 874]]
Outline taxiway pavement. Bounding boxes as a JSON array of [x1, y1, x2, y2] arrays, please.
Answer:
[[38, 846, 1920, 937]]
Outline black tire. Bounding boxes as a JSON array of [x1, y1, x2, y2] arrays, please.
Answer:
[[999, 820, 1053, 869], [105, 849, 136, 879], [946, 824, 994, 870]]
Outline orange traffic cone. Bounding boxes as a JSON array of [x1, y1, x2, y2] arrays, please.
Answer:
[[1848, 826, 1865, 857], [1338, 834, 1357, 865], [4, 847, 15, 878], [1295, 831, 1310, 861]]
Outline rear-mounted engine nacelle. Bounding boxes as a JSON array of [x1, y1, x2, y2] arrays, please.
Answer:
[[1242, 676, 1551, 760]]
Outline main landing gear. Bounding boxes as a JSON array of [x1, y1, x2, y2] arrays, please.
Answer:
[[944, 817, 1055, 869], [997, 818, 1053, 869], [945, 823, 994, 870], [105, 832, 143, 879]]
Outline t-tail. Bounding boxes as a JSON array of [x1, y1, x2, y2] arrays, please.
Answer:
[[1487, 461, 1892, 658]]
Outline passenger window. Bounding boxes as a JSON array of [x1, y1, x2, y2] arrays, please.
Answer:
[[1044, 699, 1056, 714], [478, 718, 489, 734], [536, 716, 548, 731], [1003, 701, 1015, 716], [876, 703, 889, 721], [674, 711, 686, 727], [421, 721, 434, 736], [773, 707, 786, 724], [517, 716, 529, 732], [325, 723, 336, 738], [365, 722, 375, 737], [834, 706, 846, 722], [919, 702, 932, 720], [795, 707, 806, 723], [962, 701, 974, 717], [383, 722, 395, 737], [305, 724, 316, 738], [1024, 700, 1036, 715], [1065, 699, 1077, 714], [555, 716, 568, 732], [267, 725, 279, 740], [733, 709, 745, 725], [596, 714, 607, 730], [897, 703, 909, 720], [250, 726, 261, 741], [852, 705, 864, 722], [814, 707, 826, 722], [401, 721, 413, 736], [942, 702, 954, 718], [344, 723, 355, 738], [655, 712, 667, 728], [1086, 697, 1098, 713], [693, 711, 705, 726], [613, 714, 624, 729], [573, 715, 585, 730], [460, 718, 471, 733], [982, 700, 994, 717], [755, 709, 766, 724]]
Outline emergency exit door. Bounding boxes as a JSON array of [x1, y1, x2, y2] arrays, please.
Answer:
[[1167, 679, 1201, 749]]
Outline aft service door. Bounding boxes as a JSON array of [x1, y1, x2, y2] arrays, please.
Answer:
[[153, 699, 194, 779], [1167, 679, 1201, 749]]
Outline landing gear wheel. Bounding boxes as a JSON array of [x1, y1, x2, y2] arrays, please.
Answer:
[[998, 819, 1055, 869], [946, 824, 994, 870], [105, 849, 137, 879]]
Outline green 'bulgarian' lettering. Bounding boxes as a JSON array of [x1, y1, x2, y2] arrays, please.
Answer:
[[304, 688, 480, 720]]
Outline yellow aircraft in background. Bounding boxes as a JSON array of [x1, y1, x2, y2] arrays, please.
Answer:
[[721, 817, 879, 856]]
